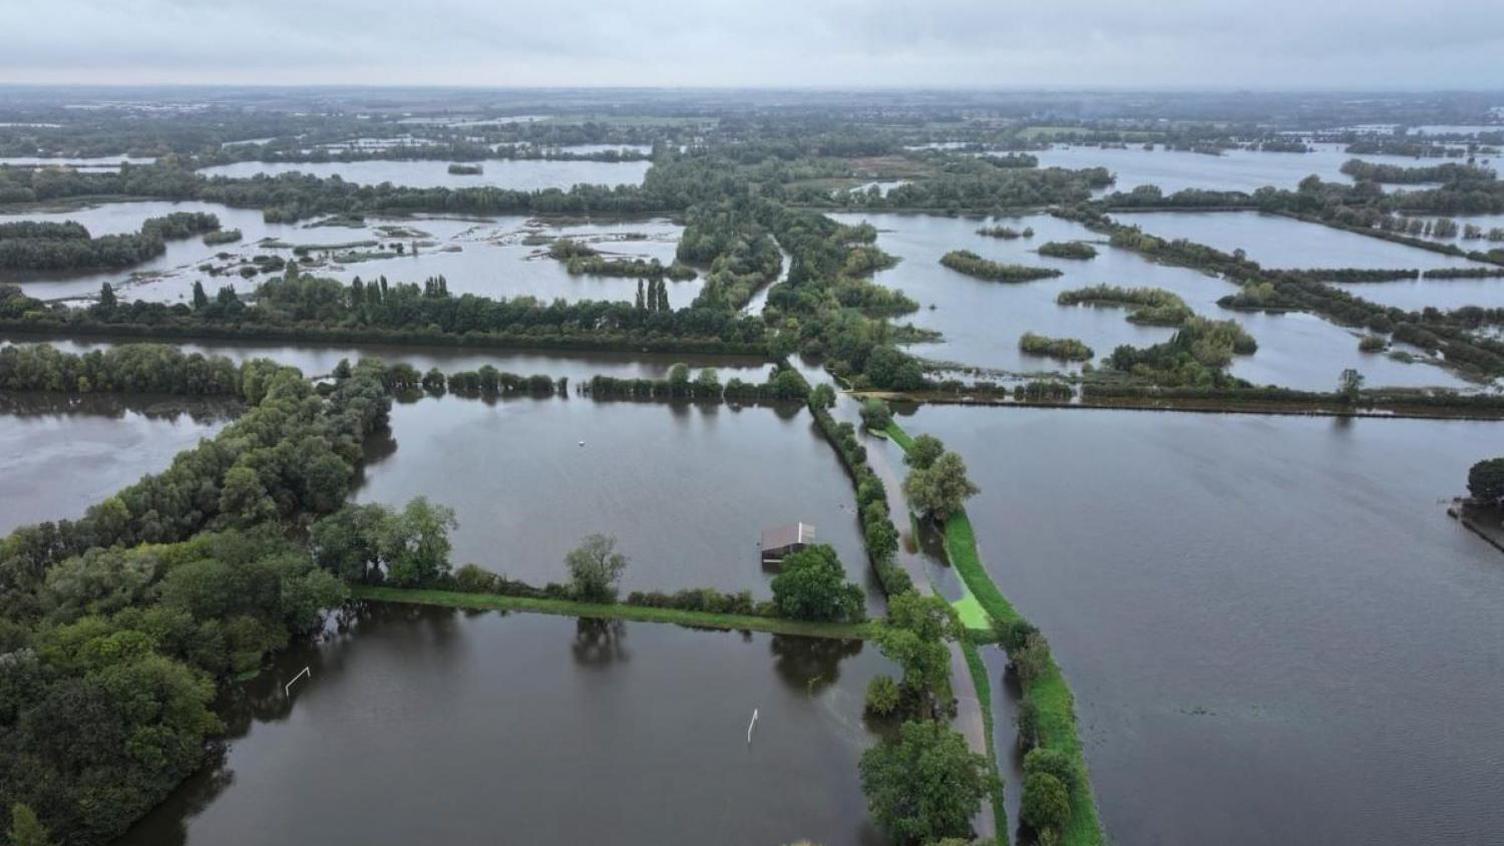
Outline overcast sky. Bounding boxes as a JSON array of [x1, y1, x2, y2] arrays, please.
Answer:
[[5, 0, 1504, 89]]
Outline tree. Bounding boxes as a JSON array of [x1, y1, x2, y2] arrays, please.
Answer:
[[565, 533, 628, 601], [191, 280, 209, 310], [1337, 368, 1365, 405], [904, 434, 945, 470], [1468, 458, 1504, 506], [770, 544, 865, 622], [876, 592, 959, 716], [903, 451, 979, 522], [8, 803, 53, 846], [810, 383, 836, 410], [859, 720, 995, 843], [97, 282, 116, 309], [1021, 771, 1072, 836], [381, 498, 458, 587], [217, 464, 277, 528], [859, 398, 892, 430]]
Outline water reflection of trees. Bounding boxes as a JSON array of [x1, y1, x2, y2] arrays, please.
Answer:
[[769, 634, 863, 694], [572, 616, 630, 666], [0, 391, 242, 423]]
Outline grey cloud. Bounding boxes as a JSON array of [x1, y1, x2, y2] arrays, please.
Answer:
[[2, 0, 1502, 87]]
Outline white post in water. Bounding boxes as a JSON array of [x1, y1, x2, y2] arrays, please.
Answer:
[[285, 666, 311, 698], [747, 708, 759, 744]]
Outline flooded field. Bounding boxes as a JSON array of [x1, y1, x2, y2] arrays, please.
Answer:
[[2, 200, 694, 307], [1033, 143, 1454, 194], [355, 395, 879, 602], [0, 394, 234, 534], [116, 605, 892, 846], [900, 405, 1504, 846], [831, 212, 1470, 390], [1118, 210, 1489, 271], [196, 157, 651, 190]]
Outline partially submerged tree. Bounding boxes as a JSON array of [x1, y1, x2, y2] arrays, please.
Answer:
[[859, 720, 996, 844], [876, 592, 960, 717], [1469, 458, 1504, 506], [903, 451, 980, 522], [565, 533, 629, 601], [770, 544, 866, 622]]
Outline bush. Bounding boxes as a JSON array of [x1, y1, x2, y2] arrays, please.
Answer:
[[1021, 771, 1073, 835], [865, 674, 901, 716], [1017, 694, 1041, 752], [1358, 334, 1388, 353], [1023, 747, 1080, 794]]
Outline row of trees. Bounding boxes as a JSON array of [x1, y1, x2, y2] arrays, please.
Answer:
[[0, 343, 246, 396]]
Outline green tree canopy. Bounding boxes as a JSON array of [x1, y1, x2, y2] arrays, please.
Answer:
[[1468, 457, 1504, 506], [903, 451, 980, 522], [770, 544, 865, 622], [859, 720, 995, 844], [904, 434, 945, 470], [565, 533, 629, 601]]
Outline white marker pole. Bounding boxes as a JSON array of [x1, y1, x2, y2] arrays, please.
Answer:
[[747, 708, 759, 744], [285, 666, 311, 698]]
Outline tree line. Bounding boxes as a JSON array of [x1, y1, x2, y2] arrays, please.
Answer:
[[0, 211, 220, 270]]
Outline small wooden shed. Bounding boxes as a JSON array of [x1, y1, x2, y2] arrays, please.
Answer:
[[760, 522, 815, 567]]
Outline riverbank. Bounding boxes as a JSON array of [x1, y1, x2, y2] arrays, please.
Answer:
[[885, 420, 1105, 846], [351, 585, 880, 640]]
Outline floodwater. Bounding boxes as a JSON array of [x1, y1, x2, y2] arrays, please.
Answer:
[[1118, 210, 1489, 271], [116, 605, 892, 846], [196, 158, 651, 190], [831, 212, 1470, 390], [1033, 143, 1461, 195], [355, 395, 881, 603], [901, 405, 1504, 846], [0, 156, 158, 169], [0, 394, 234, 534], [1, 335, 773, 384], [1, 200, 696, 308]]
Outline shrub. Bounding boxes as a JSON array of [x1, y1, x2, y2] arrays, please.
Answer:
[[865, 674, 901, 716], [1023, 747, 1080, 794], [1021, 771, 1073, 834]]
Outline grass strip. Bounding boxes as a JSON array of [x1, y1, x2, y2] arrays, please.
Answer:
[[885, 421, 1105, 846], [962, 637, 1010, 845], [351, 585, 881, 640]]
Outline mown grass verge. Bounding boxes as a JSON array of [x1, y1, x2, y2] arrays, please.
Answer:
[[351, 585, 881, 640], [886, 420, 1105, 846]]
